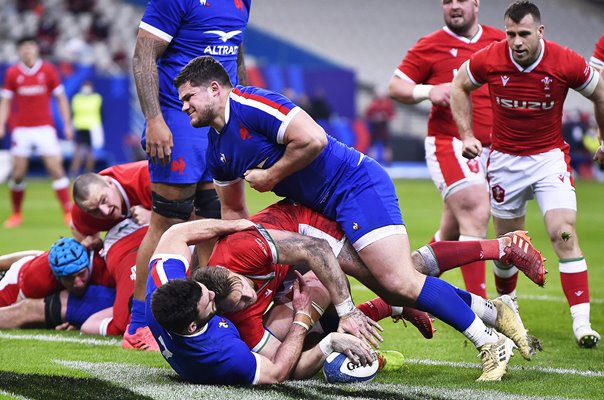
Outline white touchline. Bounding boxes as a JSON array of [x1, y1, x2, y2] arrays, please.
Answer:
[[406, 359, 604, 378], [0, 332, 121, 346]]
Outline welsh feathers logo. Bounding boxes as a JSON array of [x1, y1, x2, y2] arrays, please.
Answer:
[[491, 184, 505, 203], [466, 159, 479, 174], [171, 157, 186, 175], [541, 76, 552, 91]]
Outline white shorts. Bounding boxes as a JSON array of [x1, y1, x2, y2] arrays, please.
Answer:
[[487, 148, 576, 219], [425, 136, 489, 200], [11, 125, 61, 157]]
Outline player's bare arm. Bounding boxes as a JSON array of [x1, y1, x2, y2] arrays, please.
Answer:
[[256, 271, 311, 384], [133, 29, 172, 166], [215, 180, 250, 219], [0, 97, 10, 139], [236, 43, 248, 86], [56, 92, 73, 141], [0, 250, 44, 271], [244, 110, 327, 192], [154, 218, 255, 261], [388, 75, 451, 107], [450, 60, 482, 159], [588, 70, 604, 163], [268, 229, 383, 347]]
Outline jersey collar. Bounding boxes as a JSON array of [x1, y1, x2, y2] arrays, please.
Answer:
[[18, 59, 42, 75], [108, 177, 131, 218], [443, 24, 483, 44], [509, 38, 545, 73]]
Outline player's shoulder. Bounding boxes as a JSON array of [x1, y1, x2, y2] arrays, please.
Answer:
[[480, 25, 506, 41], [414, 28, 449, 48]]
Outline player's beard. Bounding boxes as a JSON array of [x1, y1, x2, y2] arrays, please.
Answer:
[[190, 104, 213, 128], [446, 13, 477, 37]]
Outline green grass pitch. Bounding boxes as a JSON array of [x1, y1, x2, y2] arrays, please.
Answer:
[[0, 178, 602, 400]]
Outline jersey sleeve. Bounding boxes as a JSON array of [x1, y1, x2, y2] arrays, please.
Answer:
[[232, 87, 301, 144], [208, 229, 276, 274], [564, 49, 598, 95], [219, 339, 261, 384], [1, 68, 16, 98], [394, 39, 431, 84], [590, 34, 604, 71], [46, 64, 63, 94], [466, 46, 491, 87], [140, 0, 188, 42], [18, 253, 61, 299]]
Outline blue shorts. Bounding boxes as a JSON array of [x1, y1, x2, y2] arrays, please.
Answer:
[[66, 285, 116, 327], [326, 156, 405, 250], [141, 108, 213, 185]]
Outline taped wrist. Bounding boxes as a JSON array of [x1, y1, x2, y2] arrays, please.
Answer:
[[319, 333, 334, 356], [412, 84, 434, 102], [151, 191, 194, 220], [194, 189, 221, 218], [44, 292, 63, 329]]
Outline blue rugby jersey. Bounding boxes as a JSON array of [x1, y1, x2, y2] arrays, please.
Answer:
[[145, 254, 260, 385]]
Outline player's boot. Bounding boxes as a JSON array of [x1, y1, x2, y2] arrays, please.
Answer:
[[500, 230, 547, 286], [393, 307, 435, 339], [122, 325, 160, 351], [3, 213, 22, 229], [574, 324, 600, 348], [63, 211, 72, 227], [376, 350, 405, 372], [476, 331, 515, 381], [493, 295, 541, 360]]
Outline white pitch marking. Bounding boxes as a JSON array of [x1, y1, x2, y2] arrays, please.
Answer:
[[0, 332, 121, 346]]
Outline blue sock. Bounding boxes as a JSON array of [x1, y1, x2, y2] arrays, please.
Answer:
[[454, 287, 473, 307], [416, 276, 475, 332], [128, 299, 146, 335]]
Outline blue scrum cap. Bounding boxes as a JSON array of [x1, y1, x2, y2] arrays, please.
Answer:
[[48, 238, 90, 278]]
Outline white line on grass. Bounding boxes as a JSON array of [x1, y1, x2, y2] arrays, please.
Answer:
[[0, 332, 121, 346], [406, 359, 604, 378], [54, 360, 584, 400], [0, 389, 32, 400]]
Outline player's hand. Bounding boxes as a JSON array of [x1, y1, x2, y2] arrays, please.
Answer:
[[130, 205, 151, 225], [430, 83, 451, 107], [243, 168, 277, 193], [55, 322, 77, 331], [291, 270, 312, 316], [145, 118, 173, 166], [64, 125, 74, 141], [330, 332, 375, 367], [338, 308, 383, 349], [80, 235, 103, 251], [461, 136, 482, 159], [594, 145, 604, 164]]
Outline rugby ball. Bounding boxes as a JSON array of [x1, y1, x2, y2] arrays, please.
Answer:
[[322, 351, 379, 383]]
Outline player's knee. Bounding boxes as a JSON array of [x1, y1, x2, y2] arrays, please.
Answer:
[[151, 191, 194, 221], [194, 189, 221, 219], [44, 292, 63, 329]]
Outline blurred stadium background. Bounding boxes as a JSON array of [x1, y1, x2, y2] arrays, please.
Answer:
[[1, 0, 603, 178]]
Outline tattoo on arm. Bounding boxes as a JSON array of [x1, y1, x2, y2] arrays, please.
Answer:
[[236, 44, 248, 86], [133, 35, 169, 119]]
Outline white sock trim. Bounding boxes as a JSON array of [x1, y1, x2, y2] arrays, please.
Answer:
[[559, 258, 587, 273], [52, 177, 70, 190], [492, 261, 519, 278]]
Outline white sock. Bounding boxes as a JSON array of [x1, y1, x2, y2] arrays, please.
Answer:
[[391, 306, 403, 316], [470, 294, 498, 327], [463, 316, 498, 348], [570, 303, 591, 330]]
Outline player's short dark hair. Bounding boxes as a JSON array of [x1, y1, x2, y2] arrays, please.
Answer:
[[72, 173, 107, 209], [151, 279, 203, 334], [192, 266, 241, 310], [16, 36, 38, 47], [173, 56, 233, 90], [505, 1, 541, 24]]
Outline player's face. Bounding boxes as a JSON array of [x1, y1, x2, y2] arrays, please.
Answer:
[[216, 272, 258, 313], [178, 82, 215, 128], [60, 268, 90, 297], [505, 14, 544, 67], [17, 41, 39, 66], [81, 180, 123, 220], [442, 0, 478, 36], [195, 282, 217, 323]]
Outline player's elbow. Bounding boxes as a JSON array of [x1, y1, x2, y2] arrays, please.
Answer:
[[308, 130, 327, 154]]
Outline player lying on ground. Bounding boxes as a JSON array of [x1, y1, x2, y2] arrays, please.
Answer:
[[150, 200, 545, 383]]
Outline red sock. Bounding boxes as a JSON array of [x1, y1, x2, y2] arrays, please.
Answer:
[[494, 272, 518, 295], [428, 240, 498, 273], [561, 271, 590, 307], [10, 189, 25, 214], [54, 186, 72, 213], [356, 298, 392, 322], [460, 261, 487, 298]]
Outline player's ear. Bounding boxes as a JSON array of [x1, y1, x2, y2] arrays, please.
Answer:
[[186, 320, 198, 334]]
